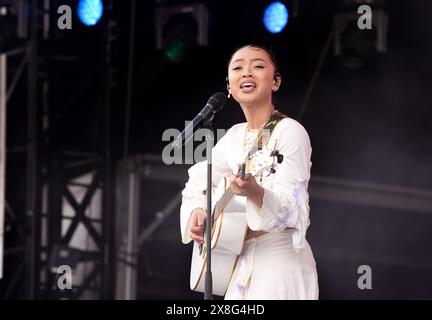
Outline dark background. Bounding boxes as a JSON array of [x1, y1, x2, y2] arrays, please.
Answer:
[[131, 0, 432, 299], [1, 0, 431, 299]]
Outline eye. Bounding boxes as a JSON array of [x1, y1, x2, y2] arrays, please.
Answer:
[[232, 66, 242, 71], [254, 65, 265, 69]]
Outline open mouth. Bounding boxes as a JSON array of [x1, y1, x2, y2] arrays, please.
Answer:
[[240, 82, 257, 89]]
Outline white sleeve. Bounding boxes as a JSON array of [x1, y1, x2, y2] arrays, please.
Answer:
[[246, 121, 312, 252], [180, 130, 233, 244]]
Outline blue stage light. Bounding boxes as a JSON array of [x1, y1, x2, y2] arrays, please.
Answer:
[[263, 2, 289, 34], [78, 0, 104, 26]]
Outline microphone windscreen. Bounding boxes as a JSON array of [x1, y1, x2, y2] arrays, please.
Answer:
[[207, 92, 227, 112]]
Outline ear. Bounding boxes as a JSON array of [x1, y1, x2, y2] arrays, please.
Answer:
[[272, 75, 281, 92], [226, 76, 230, 90]]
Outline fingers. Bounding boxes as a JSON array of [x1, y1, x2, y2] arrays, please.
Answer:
[[230, 175, 244, 195], [190, 225, 204, 243], [230, 182, 245, 196], [230, 174, 257, 197], [190, 209, 206, 243], [197, 213, 205, 226], [230, 176, 248, 188], [190, 232, 204, 243], [191, 225, 203, 235], [190, 224, 204, 243]]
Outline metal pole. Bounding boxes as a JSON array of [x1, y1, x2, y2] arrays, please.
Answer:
[[102, 0, 115, 299], [123, 0, 136, 159], [26, 0, 39, 299], [204, 129, 214, 300], [0, 54, 6, 279]]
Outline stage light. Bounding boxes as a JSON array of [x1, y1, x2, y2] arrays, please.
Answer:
[[263, 1, 289, 34], [77, 0, 103, 27], [333, 2, 388, 69], [163, 40, 186, 63], [155, 3, 208, 63]]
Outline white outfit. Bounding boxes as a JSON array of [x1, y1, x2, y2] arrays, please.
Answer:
[[180, 117, 319, 300]]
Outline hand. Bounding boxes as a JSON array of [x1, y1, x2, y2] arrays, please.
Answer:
[[229, 169, 265, 208], [189, 208, 206, 244]]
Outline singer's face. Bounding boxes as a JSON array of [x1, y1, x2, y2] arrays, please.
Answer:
[[227, 46, 279, 106]]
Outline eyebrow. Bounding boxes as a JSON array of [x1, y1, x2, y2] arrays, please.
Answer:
[[231, 58, 267, 64]]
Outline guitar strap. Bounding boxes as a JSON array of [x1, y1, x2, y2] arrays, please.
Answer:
[[247, 110, 287, 158]]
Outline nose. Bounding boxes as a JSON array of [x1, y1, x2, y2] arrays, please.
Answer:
[[242, 65, 252, 78]]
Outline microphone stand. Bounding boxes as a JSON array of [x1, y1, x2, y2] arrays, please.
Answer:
[[175, 107, 221, 300], [204, 122, 214, 300]]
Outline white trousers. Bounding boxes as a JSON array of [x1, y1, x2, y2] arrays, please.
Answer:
[[225, 229, 319, 300]]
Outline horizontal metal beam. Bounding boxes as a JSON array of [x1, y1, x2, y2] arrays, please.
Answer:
[[135, 154, 432, 215], [310, 176, 432, 214], [2, 47, 27, 58]]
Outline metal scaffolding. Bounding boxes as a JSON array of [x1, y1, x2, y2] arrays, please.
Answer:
[[1, 0, 118, 299]]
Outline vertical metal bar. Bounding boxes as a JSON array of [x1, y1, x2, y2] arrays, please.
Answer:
[[123, 0, 136, 159], [0, 54, 6, 279], [102, 0, 115, 299], [26, 0, 39, 299], [204, 130, 213, 300], [125, 171, 139, 300], [43, 0, 50, 40]]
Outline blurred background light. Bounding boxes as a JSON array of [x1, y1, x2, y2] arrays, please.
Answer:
[[263, 1, 289, 34], [78, 0, 104, 26], [155, 3, 208, 63]]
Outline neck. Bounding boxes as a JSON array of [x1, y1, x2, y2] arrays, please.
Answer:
[[241, 102, 275, 129]]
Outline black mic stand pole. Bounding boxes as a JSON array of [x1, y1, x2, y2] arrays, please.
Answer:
[[204, 122, 214, 300]]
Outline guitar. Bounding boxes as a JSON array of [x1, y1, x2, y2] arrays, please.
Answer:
[[190, 148, 284, 296]]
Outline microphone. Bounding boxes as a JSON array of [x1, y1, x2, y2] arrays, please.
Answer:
[[172, 92, 227, 149]]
